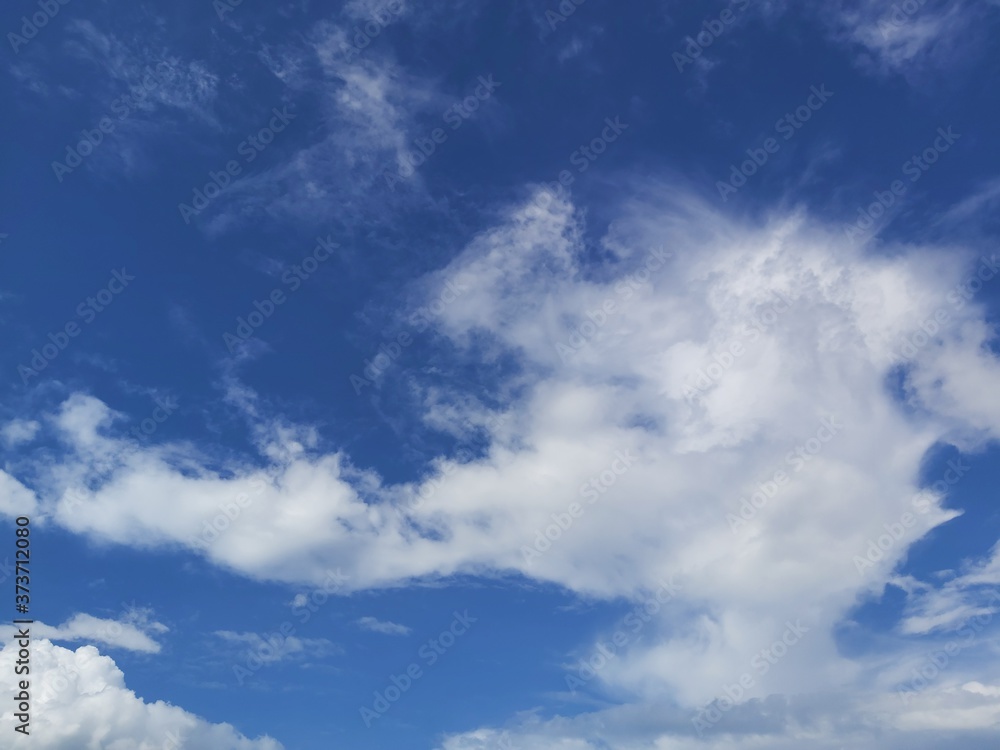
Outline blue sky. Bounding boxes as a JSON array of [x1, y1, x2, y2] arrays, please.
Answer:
[[2, 0, 1000, 748]]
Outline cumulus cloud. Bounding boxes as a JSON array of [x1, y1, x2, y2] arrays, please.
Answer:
[[6, 184, 1000, 745], [0, 640, 282, 748]]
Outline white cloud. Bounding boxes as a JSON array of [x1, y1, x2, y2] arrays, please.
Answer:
[[0, 640, 283, 748], [214, 630, 339, 663], [341, 0, 412, 22], [207, 8, 504, 235], [435, 685, 1000, 748], [7, 62, 56, 97], [753, 1, 995, 81], [8, 184, 1000, 745], [940, 177, 1000, 224], [0, 609, 168, 654], [204, 21, 448, 233], [357, 616, 411, 635], [0, 470, 39, 519], [62, 19, 219, 126], [897, 540, 1000, 635], [816, 0, 994, 78], [1, 419, 40, 447], [12, 17, 223, 180]]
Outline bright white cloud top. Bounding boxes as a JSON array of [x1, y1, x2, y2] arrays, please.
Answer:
[[4, 0, 1000, 747], [4, 187, 1000, 745], [0, 640, 282, 748]]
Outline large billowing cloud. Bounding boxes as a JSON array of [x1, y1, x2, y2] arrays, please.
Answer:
[[0, 639, 282, 748], [434, 685, 1000, 750], [5, 184, 1000, 745]]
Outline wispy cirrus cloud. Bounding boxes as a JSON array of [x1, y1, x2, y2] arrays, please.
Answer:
[[357, 616, 411, 635], [201, 22, 452, 234], [10, 15, 222, 182], [60, 19, 220, 125], [214, 630, 340, 664], [756, 0, 998, 82]]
